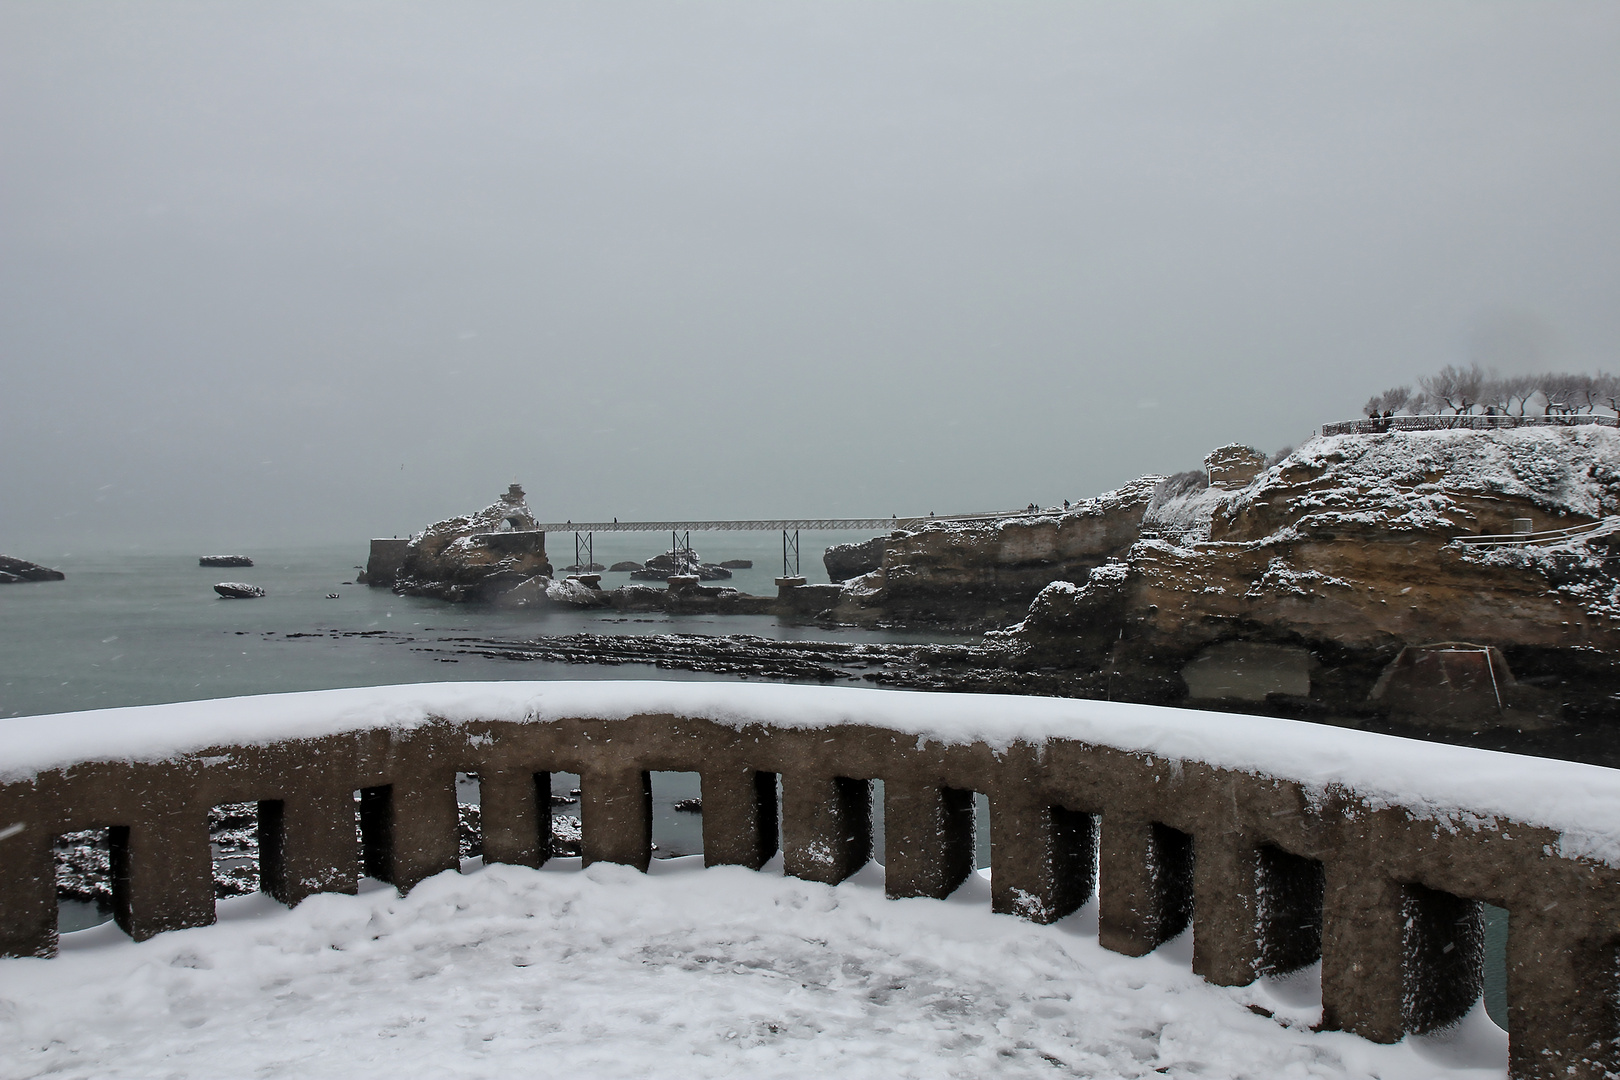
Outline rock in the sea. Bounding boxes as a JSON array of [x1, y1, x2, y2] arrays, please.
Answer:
[[389, 484, 554, 602], [563, 561, 607, 572], [214, 582, 266, 598], [630, 550, 732, 581], [199, 555, 253, 568], [608, 560, 643, 572], [0, 555, 65, 583], [718, 559, 753, 569]]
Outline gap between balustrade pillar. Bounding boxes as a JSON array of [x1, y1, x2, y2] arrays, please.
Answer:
[[1506, 912, 1619, 1080], [581, 768, 652, 871], [701, 769, 777, 870], [258, 788, 357, 905], [991, 795, 1094, 923], [1099, 817, 1192, 954], [480, 769, 551, 868], [1191, 833, 1260, 986], [782, 775, 870, 885], [884, 781, 973, 900]]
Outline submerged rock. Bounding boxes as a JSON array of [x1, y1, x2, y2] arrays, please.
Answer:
[[718, 559, 753, 569], [0, 555, 65, 583], [213, 582, 266, 598], [630, 550, 732, 581]]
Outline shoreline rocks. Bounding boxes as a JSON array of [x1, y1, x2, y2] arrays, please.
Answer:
[[0, 555, 65, 583]]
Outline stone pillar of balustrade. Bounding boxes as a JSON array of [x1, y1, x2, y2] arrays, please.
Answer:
[[1319, 861, 1406, 1042], [112, 805, 215, 941], [0, 823, 57, 957], [782, 774, 871, 885], [990, 795, 1095, 923], [480, 769, 551, 868], [1507, 911, 1619, 1080], [360, 771, 460, 891], [258, 788, 358, 905], [884, 781, 974, 900], [580, 768, 652, 871], [1190, 833, 1261, 986], [700, 768, 778, 870], [1098, 817, 1192, 955]]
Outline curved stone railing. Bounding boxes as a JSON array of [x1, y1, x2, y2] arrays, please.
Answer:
[[1322, 413, 1618, 436], [3, 682, 1618, 1079]]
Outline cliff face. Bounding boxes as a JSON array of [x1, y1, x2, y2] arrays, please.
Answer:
[[992, 427, 1620, 726], [391, 485, 554, 602], [830, 478, 1158, 629]]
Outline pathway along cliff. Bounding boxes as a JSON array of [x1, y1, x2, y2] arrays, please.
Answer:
[[356, 424, 1620, 765]]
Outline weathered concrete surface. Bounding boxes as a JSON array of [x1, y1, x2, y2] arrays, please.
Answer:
[[5, 706, 1618, 1078]]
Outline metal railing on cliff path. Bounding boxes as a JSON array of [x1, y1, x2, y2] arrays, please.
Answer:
[[3, 681, 1619, 1079], [1322, 413, 1619, 436]]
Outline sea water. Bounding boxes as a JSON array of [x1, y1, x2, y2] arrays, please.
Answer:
[[0, 531, 946, 720]]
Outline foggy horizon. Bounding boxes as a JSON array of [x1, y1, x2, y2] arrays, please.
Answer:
[[4, 2, 1618, 555]]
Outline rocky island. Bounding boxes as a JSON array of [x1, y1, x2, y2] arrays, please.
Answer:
[[0, 555, 64, 583]]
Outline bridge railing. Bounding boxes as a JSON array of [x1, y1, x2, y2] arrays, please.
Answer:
[[1322, 413, 1618, 436], [2, 682, 1617, 1079]]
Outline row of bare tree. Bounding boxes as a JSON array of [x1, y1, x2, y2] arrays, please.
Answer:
[[1364, 365, 1620, 418]]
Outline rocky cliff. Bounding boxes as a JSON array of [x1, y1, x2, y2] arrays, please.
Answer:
[[988, 426, 1620, 728], [828, 477, 1159, 629]]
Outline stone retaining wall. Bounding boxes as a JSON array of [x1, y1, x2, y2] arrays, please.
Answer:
[[2, 695, 1617, 1078], [1322, 413, 1618, 436]]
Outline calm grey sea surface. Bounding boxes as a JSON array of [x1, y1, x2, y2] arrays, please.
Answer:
[[0, 532, 955, 719]]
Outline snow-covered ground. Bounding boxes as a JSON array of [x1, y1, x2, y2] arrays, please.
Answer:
[[0, 856, 1508, 1080]]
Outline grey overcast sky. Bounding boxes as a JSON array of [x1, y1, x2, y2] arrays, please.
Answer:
[[3, 2, 1618, 552]]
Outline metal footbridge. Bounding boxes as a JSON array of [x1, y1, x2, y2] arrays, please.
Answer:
[[532, 512, 1025, 578]]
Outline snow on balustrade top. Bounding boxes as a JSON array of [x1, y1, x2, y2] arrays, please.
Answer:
[[6, 680, 1620, 866]]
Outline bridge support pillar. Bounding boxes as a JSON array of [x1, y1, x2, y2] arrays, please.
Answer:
[[581, 768, 652, 871], [782, 775, 870, 885], [1191, 834, 1261, 986], [0, 824, 57, 957], [701, 769, 778, 870], [259, 787, 356, 905], [480, 769, 551, 868], [990, 796, 1094, 923], [1099, 818, 1193, 955], [884, 781, 974, 900], [1507, 913, 1620, 1080]]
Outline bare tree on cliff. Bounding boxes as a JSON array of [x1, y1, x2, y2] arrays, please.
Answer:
[[1421, 364, 1487, 415], [1363, 385, 1412, 417]]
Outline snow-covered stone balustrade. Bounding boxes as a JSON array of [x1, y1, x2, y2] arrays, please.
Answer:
[[2, 682, 1618, 1079]]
